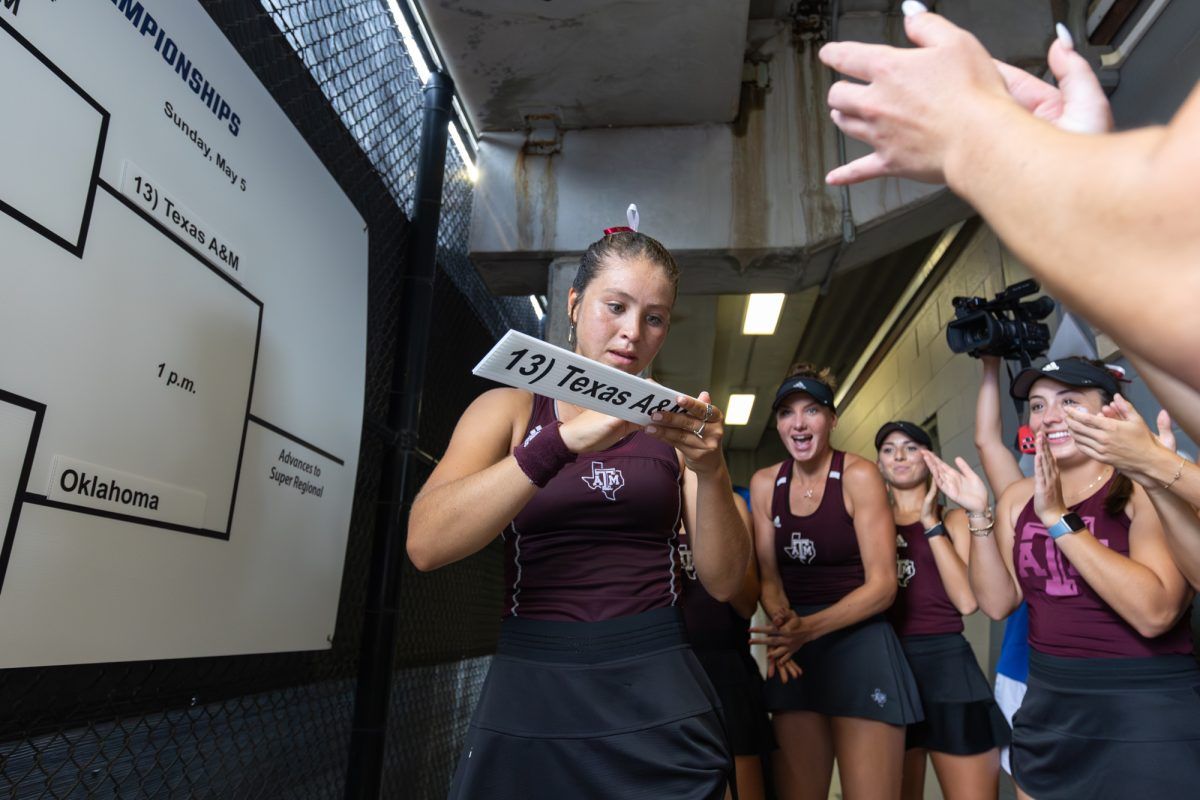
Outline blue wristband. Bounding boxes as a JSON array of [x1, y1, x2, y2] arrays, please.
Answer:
[[1047, 512, 1086, 540]]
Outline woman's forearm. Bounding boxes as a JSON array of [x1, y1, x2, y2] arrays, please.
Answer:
[[407, 457, 537, 571], [689, 467, 751, 602], [1142, 485, 1200, 591], [1055, 530, 1186, 638], [803, 576, 896, 640], [968, 531, 1021, 620], [928, 535, 979, 615], [948, 99, 1200, 392]]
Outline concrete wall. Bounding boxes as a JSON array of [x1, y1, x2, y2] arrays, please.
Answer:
[[831, 229, 1033, 469]]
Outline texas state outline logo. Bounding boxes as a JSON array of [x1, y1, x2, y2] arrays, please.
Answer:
[[582, 461, 625, 501]]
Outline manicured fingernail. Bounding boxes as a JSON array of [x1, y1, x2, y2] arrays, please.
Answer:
[[651, 413, 662, 421], [902, 1, 928, 17], [645, 425, 656, 433], [1056, 22, 1074, 50]]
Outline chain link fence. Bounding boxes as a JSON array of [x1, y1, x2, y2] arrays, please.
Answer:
[[1, 1, 535, 797]]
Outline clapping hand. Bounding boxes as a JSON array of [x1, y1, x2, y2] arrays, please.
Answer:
[[920, 450, 989, 515], [1066, 394, 1175, 488]]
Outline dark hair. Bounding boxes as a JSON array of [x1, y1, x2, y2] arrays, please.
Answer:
[[570, 231, 680, 311], [783, 361, 839, 392]]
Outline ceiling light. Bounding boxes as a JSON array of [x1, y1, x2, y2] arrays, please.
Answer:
[[726, 394, 755, 426], [742, 294, 785, 335], [387, 0, 478, 182], [449, 125, 479, 182], [529, 295, 544, 320]]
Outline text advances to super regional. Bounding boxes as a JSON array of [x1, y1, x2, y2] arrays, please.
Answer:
[[270, 449, 324, 498]]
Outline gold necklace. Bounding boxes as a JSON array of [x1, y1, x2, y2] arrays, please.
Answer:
[[1068, 468, 1112, 503], [793, 475, 820, 500]]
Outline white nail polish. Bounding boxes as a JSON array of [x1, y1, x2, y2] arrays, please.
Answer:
[[901, 1, 928, 17], [1055, 22, 1074, 51]]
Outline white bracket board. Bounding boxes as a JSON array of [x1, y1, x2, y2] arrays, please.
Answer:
[[0, 1, 367, 667]]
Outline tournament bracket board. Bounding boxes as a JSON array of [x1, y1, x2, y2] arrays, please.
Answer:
[[0, 2, 367, 667]]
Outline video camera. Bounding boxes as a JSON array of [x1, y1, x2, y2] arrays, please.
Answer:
[[945, 279, 1055, 365]]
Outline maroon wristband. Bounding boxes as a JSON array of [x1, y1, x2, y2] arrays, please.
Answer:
[[513, 420, 576, 487]]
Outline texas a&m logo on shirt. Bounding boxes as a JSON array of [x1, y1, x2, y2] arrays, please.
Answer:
[[785, 531, 816, 563], [1017, 515, 1104, 597], [582, 461, 625, 501], [678, 542, 698, 581]]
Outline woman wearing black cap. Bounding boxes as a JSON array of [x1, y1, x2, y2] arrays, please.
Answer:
[[408, 223, 750, 799], [922, 356, 1200, 800], [875, 420, 1008, 800], [749, 363, 921, 800]]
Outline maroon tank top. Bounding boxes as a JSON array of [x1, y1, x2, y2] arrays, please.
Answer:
[[1014, 476, 1193, 658], [677, 527, 749, 650], [771, 452, 864, 605], [503, 394, 683, 622], [888, 513, 964, 637]]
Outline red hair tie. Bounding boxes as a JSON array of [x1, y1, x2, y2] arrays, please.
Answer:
[[603, 204, 640, 236]]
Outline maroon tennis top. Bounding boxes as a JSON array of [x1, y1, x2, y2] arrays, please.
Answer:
[[1014, 476, 1192, 658], [503, 393, 683, 621], [677, 526, 749, 650], [887, 512, 964, 638], [771, 451, 865, 605]]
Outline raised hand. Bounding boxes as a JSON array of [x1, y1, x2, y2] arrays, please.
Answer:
[[820, 7, 1010, 185], [1066, 394, 1174, 487], [1033, 432, 1069, 526], [994, 25, 1114, 135], [920, 450, 989, 514], [644, 391, 726, 474]]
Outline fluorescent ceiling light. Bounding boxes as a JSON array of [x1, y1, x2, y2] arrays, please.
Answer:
[[529, 295, 544, 320], [386, 0, 478, 182], [726, 394, 755, 426], [449, 125, 478, 182], [742, 294, 785, 335], [387, 0, 432, 82]]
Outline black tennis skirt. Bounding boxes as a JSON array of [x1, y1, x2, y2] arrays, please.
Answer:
[[900, 633, 1010, 754], [1011, 649, 1200, 799], [763, 604, 923, 725], [692, 647, 776, 756], [448, 607, 733, 800]]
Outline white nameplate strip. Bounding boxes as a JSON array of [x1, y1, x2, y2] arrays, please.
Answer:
[[120, 160, 245, 283], [473, 331, 690, 424], [47, 456, 208, 529]]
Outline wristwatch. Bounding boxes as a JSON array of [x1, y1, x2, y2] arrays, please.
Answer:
[[1047, 512, 1086, 540]]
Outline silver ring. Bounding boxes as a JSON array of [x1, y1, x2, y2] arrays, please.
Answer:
[[693, 422, 705, 439], [703, 403, 714, 423]]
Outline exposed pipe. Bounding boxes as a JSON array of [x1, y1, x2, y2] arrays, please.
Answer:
[[345, 70, 454, 800], [819, 0, 857, 296]]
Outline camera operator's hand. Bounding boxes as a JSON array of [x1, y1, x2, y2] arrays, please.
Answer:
[[1066, 394, 1176, 488], [920, 450, 989, 515]]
